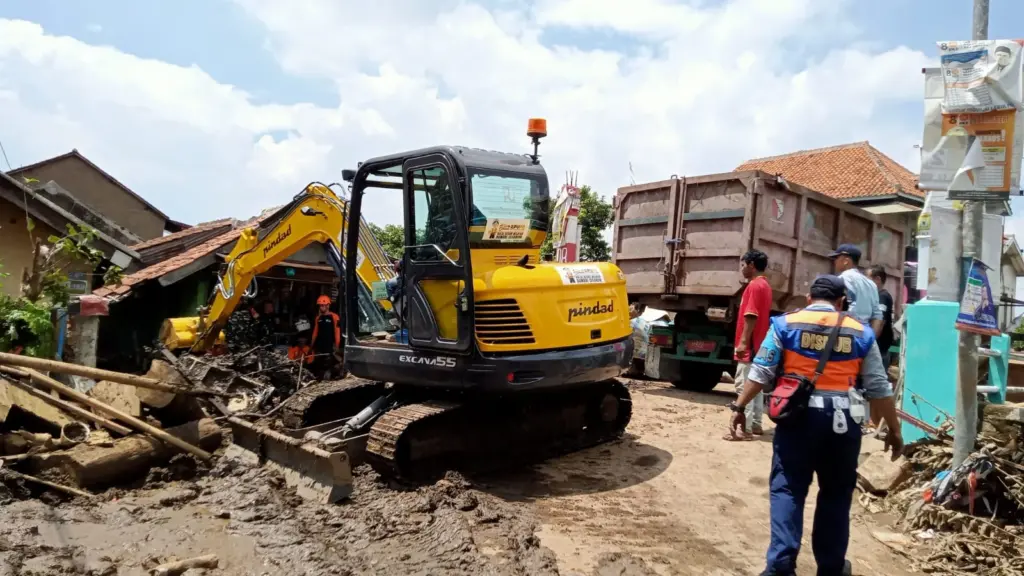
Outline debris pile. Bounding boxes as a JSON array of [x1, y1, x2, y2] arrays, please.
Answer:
[[175, 344, 331, 417], [864, 403, 1024, 575], [0, 351, 222, 500]]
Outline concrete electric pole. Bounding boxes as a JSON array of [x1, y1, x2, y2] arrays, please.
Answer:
[[953, 0, 990, 468]]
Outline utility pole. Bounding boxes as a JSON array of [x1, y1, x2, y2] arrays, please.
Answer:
[[953, 0, 990, 468]]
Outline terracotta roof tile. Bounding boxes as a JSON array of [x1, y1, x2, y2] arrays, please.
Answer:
[[93, 210, 278, 300], [735, 142, 922, 200], [131, 217, 235, 250], [93, 228, 242, 299]]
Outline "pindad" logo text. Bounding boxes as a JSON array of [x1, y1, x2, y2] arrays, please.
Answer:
[[567, 300, 614, 322]]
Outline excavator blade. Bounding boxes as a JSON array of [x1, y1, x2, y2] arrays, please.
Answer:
[[225, 416, 353, 504]]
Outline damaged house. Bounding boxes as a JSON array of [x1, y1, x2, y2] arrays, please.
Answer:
[[91, 206, 345, 372]]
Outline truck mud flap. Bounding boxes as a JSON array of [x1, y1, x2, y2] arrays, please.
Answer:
[[226, 416, 353, 504]]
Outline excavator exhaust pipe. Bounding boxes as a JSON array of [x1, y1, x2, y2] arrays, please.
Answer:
[[225, 417, 354, 504]]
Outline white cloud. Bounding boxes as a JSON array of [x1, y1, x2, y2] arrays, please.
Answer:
[[86, 23, 102, 33], [0, 0, 933, 232]]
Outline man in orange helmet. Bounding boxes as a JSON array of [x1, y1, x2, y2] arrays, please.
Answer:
[[310, 294, 341, 379]]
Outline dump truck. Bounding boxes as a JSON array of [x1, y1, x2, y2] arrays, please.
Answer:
[[613, 170, 906, 392]]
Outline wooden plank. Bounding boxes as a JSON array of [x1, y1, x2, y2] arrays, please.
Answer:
[[0, 379, 74, 429], [4, 378, 131, 435]]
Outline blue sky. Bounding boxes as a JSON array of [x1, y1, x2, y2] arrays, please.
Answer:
[[1, 0, 1023, 228]]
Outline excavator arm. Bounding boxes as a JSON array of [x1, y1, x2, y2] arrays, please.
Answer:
[[162, 183, 394, 352]]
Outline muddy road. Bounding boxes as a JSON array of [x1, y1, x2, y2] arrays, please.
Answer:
[[0, 380, 911, 575]]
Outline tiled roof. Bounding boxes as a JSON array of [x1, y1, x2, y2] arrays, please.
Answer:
[[9, 149, 170, 220], [93, 227, 243, 299], [735, 142, 922, 200], [93, 208, 283, 300], [131, 217, 234, 250]]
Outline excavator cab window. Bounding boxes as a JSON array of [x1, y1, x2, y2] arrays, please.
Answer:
[[410, 167, 458, 261]]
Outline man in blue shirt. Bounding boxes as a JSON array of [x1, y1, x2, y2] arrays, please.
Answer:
[[829, 244, 883, 339]]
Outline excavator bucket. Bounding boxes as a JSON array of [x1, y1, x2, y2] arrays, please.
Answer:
[[225, 417, 354, 504], [159, 317, 225, 351]]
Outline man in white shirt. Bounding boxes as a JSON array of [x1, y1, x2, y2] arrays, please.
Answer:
[[829, 244, 883, 338]]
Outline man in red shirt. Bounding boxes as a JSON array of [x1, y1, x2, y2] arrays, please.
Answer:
[[725, 249, 773, 440]]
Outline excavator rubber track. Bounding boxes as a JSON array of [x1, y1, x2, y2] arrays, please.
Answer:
[[365, 380, 632, 480], [279, 375, 386, 429]]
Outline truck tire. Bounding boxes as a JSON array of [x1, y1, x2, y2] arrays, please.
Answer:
[[671, 364, 726, 393]]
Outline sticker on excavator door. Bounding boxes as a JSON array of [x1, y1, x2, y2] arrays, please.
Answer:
[[482, 218, 531, 242], [555, 265, 604, 285], [399, 354, 457, 368]]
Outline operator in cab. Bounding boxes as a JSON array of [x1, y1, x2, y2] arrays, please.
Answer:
[[727, 275, 903, 576], [311, 294, 341, 379]]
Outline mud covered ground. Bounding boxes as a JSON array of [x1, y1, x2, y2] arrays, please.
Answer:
[[0, 380, 915, 575]]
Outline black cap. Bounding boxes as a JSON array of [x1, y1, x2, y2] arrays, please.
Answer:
[[828, 243, 862, 263], [810, 275, 846, 301]]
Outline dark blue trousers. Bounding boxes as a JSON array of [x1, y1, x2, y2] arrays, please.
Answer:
[[765, 403, 861, 576]]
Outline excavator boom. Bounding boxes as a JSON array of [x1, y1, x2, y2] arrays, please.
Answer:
[[161, 183, 394, 352]]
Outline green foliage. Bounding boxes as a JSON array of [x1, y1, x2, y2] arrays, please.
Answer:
[[539, 185, 614, 262], [368, 222, 406, 260], [32, 223, 110, 307], [0, 222, 122, 357], [0, 296, 54, 358], [577, 186, 614, 262]]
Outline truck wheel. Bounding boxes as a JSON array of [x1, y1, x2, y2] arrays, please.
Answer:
[[671, 364, 726, 393]]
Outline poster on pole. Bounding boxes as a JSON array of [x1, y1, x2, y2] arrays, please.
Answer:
[[942, 109, 1018, 200], [919, 40, 1024, 199], [938, 40, 1023, 114], [955, 258, 1001, 336]]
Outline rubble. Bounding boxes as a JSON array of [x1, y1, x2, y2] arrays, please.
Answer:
[[0, 375, 74, 431], [34, 418, 222, 488], [866, 402, 1024, 575], [151, 554, 219, 576], [857, 452, 912, 494]]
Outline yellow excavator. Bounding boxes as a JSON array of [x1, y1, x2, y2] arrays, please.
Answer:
[[169, 120, 635, 501]]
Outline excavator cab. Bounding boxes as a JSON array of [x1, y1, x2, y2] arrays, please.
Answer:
[[346, 153, 481, 361], [341, 120, 633, 392]]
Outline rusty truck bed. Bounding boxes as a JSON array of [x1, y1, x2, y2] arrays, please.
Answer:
[[613, 170, 905, 312]]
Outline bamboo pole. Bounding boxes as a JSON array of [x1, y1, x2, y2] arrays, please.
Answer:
[[0, 351, 226, 397], [1, 372, 132, 435], [0, 468, 94, 500], [9, 367, 213, 461]]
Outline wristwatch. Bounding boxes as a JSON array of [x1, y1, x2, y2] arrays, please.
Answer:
[[728, 401, 745, 413]]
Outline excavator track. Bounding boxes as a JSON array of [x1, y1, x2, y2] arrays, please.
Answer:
[[365, 380, 632, 480], [279, 376, 386, 429]]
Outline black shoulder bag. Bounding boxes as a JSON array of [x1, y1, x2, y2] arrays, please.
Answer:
[[766, 313, 846, 423]]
